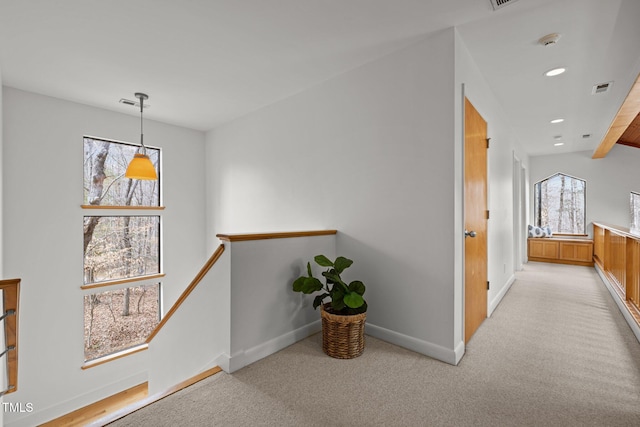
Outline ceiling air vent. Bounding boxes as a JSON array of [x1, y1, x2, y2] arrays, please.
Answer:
[[490, 0, 520, 11], [119, 98, 150, 108], [592, 82, 613, 95]]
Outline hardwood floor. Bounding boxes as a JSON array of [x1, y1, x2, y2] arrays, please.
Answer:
[[40, 383, 148, 427], [40, 366, 222, 427]]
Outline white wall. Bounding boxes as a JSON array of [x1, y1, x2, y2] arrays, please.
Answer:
[[206, 29, 461, 363], [147, 245, 229, 395], [530, 145, 640, 234], [205, 26, 532, 365], [0, 71, 3, 279], [222, 234, 336, 372], [0, 66, 5, 427], [454, 31, 531, 333], [2, 88, 207, 426]]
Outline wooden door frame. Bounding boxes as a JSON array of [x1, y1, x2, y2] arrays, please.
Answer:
[[513, 153, 523, 271]]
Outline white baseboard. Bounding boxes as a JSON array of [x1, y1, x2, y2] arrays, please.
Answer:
[[595, 265, 640, 343], [453, 340, 465, 365], [222, 320, 322, 373], [199, 357, 225, 374], [220, 320, 465, 371], [213, 352, 231, 373], [365, 323, 459, 365], [488, 274, 516, 317]]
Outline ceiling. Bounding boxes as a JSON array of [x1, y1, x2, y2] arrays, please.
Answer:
[[1, 0, 639, 157]]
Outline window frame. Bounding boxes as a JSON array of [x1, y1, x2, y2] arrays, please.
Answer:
[[82, 214, 163, 289], [83, 282, 162, 362], [82, 134, 162, 208], [631, 191, 640, 232], [81, 135, 164, 365], [534, 172, 587, 236]]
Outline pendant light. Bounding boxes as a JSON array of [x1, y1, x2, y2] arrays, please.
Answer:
[[125, 92, 158, 180]]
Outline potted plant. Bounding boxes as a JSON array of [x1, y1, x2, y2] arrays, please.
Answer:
[[292, 255, 367, 358]]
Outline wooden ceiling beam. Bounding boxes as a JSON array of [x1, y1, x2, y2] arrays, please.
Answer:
[[592, 74, 640, 159]]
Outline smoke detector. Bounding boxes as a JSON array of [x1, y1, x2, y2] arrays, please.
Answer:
[[538, 33, 561, 46]]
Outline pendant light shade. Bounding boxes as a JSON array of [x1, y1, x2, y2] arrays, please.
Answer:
[[126, 153, 157, 180], [125, 92, 158, 180]]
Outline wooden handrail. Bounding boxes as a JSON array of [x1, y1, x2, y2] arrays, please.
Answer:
[[0, 278, 20, 395], [593, 222, 640, 328], [146, 231, 334, 342], [593, 222, 640, 240], [146, 245, 225, 343], [216, 230, 337, 242]]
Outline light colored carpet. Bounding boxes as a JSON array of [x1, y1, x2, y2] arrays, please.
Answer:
[[109, 263, 640, 426]]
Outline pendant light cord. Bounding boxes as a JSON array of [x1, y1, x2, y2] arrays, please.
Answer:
[[139, 95, 145, 155]]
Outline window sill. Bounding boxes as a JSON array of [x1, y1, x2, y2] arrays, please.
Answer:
[[81, 273, 165, 290], [82, 344, 148, 370], [81, 205, 165, 210]]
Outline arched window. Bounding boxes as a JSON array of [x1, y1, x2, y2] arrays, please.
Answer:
[[631, 192, 640, 231], [534, 173, 586, 235]]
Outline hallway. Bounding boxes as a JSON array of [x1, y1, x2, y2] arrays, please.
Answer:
[[108, 262, 640, 426]]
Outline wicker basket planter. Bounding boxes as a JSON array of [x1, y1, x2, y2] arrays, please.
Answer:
[[320, 304, 366, 359]]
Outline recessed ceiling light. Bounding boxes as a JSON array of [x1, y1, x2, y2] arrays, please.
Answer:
[[554, 142, 564, 146], [550, 118, 564, 124], [553, 135, 562, 140], [545, 67, 566, 77]]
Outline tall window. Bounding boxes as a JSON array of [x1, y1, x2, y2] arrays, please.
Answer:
[[534, 173, 586, 235], [631, 192, 640, 232], [82, 136, 163, 362]]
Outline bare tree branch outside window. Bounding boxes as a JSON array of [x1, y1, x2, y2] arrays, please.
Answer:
[[534, 173, 586, 234], [82, 136, 161, 361]]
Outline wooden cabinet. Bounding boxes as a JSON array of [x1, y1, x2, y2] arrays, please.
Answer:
[[527, 238, 593, 267], [529, 239, 558, 259], [560, 241, 593, 262]]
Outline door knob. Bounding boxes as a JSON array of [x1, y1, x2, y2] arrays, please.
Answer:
[[465, 230, 477, 238]]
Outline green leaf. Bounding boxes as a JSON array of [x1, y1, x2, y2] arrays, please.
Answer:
[[331, 297, 346, 311], [292, 276, 306, 292], [313, 293, 329, 310], [330, 284, 342, 296], [343, 292, 364, 308], [330, 285, 344, 303], [348, 280, 366, 296], [314, 255, 334, 267], [322, 270, 345, 287], [306, 261, 313, 277], [333, 257, 353, 274], [301, 277, 323, 294], [344, 300, 367, 315]]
